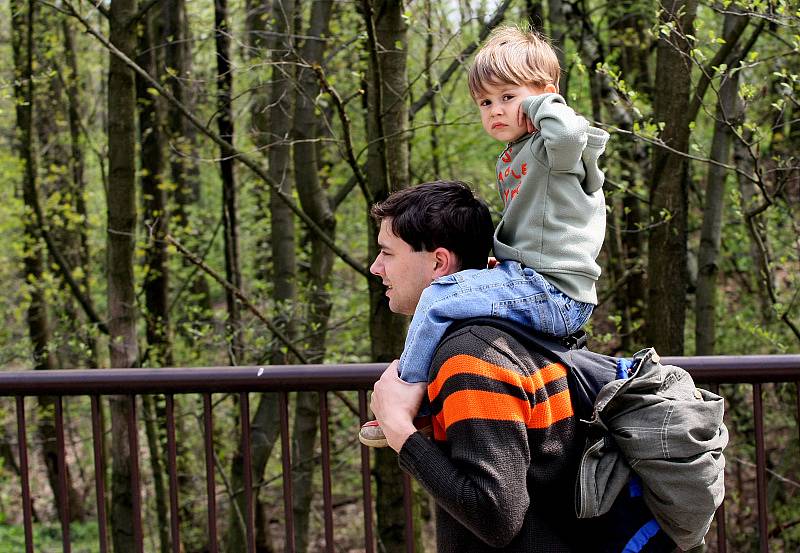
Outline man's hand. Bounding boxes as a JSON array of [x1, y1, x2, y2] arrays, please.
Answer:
[[371, 360, 427, 452]]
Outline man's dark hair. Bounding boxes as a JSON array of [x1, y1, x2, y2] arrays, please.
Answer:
[[371, 180, 494, 270]]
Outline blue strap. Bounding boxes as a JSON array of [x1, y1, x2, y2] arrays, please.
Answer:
[[628, 474, 643, 498], [622, 519, 661, 553], [616, 358, 634, 380]]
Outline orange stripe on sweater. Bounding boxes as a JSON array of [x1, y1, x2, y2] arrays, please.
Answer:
[[529, 388, 573, 429], [432, 387, 574, 438], [428, 354, 568, 403]]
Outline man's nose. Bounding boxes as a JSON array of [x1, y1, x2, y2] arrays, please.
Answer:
[[369, 257, 382, 275]]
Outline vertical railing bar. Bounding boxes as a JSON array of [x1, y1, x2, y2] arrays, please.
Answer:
[[796, 381, 800, 467], [16, 396, 34, 553], [90, 396, 109, 553], [239, 393, 255, 553], [165, 395, 181, 553], [319, 391, 334, 552], [203, 394, 219, 553], [753, 383, 768, 552], [358, 391, 374, 553], [709, 383, 727, 553], [127, 396, 143, 553], [715, 503, 728, 553], [55, 397, 72, 553], [279, 391, 295, 553], [403, 471, 414, 553]]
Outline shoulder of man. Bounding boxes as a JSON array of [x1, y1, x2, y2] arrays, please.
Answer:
[[430, 323, 557, 383]]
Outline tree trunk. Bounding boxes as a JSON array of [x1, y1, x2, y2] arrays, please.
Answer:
[[525, 0, 544, 29], [164, 0, 200, 221], [139, 8, 172, 369], [265, 0, 297, 370], [423, 0, 441, 179], [291, 3, 335, 551], [695, 11, 748, 355], [223, 1, 297, 550], [362, 1, 420, 551], [136, 10, 171, 553], [35, 4, 91, 522], [107, 0, 140, 550], [215, 0, 244, 365], [162, 0, 211, 319], [36, 6, 91, 371], [61, 17, 99, 368], [606, 1, 652, 350], [159, 13, 211, 540], [11, 0, 85, 526], [646, 0, 697, 355]]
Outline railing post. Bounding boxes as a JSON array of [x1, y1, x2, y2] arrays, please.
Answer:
[[55, 397, 71, 553], [127, 395, 143, 553], [359, 390, 375, 553], [709, 384, 726, 553], [90, 396, 109, 553], [203, 394, 218, 553], [165, 395, 181, 553], [403, 472, 414, 553], [753, 383, 768, 552], [319, 391, 334, 552], [279, 391, 295, 553], [239, 392, 255, 553], [16, 396, 34, 553]]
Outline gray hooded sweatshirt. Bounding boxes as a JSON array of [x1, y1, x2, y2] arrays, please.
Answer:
[[493, 93, 609, 304]]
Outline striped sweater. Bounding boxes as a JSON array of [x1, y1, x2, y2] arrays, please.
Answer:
[[399, 324, 589, 552]]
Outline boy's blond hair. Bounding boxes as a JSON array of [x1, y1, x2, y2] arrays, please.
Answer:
[[468, 25, 561, 97]]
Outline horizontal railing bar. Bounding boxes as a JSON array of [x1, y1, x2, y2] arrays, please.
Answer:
[[0, 355, 798, 395], [663, 355, 800, 382], [0, 364, 386, 395]]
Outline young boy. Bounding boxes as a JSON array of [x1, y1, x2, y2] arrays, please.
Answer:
[[360, 25, 609, 447]]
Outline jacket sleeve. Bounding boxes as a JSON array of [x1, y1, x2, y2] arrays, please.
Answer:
[[522, 93, 588, 172], [398, 350, 533, 547]]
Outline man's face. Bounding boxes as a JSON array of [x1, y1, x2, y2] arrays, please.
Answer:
[[475, 82, 551, 142], [370, 219, 438, 316]]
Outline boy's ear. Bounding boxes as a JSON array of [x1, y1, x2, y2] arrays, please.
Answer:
[[544, 83, 557, 94], [432, 247, 459, 278]]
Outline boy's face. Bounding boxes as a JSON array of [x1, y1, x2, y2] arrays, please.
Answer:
[[475, 82, 555, 142]]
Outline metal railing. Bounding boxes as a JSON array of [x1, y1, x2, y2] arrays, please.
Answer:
[[1, 354, 799, 552]]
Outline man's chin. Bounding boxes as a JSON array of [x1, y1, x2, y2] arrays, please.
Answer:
[[387, 300, 413, 317]]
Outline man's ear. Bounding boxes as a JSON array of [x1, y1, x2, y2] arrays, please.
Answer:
[[431, 247, 459, 278]]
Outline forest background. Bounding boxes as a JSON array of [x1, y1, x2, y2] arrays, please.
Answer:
[[0, 0, 798, 551]]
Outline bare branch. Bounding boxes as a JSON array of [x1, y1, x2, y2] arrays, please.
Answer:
[[37, 214, 109, 334], [360, 0, 389, 197], [311, 63, 370, 201], [686, 14, 757, 124], [165, 235, 310, 364], [601, 123, 758, 182], [130, 0, 160, 27]]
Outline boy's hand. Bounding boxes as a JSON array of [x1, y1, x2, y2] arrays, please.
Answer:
[[371, 360, 427, 452], [517, 104, 536, 134]]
